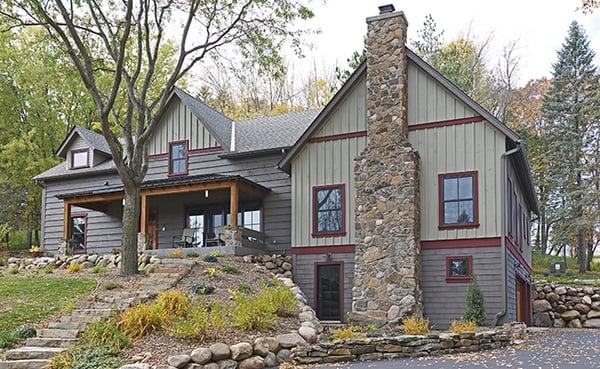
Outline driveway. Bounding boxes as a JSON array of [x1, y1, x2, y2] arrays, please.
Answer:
[[310, 329, 600, 369]]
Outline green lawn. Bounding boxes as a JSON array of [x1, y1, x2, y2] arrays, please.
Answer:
[[533, 250, 600, 285], [0, 276, 96, 348]]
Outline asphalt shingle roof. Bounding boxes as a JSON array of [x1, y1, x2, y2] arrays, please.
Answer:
[[75, 126, 111, 154]]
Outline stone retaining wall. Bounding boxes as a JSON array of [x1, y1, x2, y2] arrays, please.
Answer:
[[1, 253, 161, 271], [292, 323, 526, 365], [533, 283, 600, 328], [242, 254, 293, 278]]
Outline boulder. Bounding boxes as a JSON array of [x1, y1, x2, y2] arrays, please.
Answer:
[[167, 355, 192, 368], [553, 318, 566, 328], [568, 319, 583, 328], [230, 342, 253, 361], [275, 349, 291, 363], [533, 299, 552, 313], [119, 365, 153, 369], [81, 261, 94, 269], [216, 359, 237, 369], [281, 262, 292, 271], [560, 310, 581, 321], [555, 286, 567, 295], [583, 286, 595, 295], [588, 310, 600, 319], [238, 356, 264, 369], [546, 293, 560, 303], [263, 353, 277, 368], [276, 333, 306, 349], [532, 312, 552, 327], [575, 303, 591, 314], [204, 364, 219, 369], [210, 343, 231, 360], [298, 326, 317, 343], [584, 318, 600, 328], [191, 347, 212, 364], [253, 337, 279, 356], [583, 295, 593, 305]]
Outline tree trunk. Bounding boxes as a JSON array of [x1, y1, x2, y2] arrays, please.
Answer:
[[578, 228, 587, 273], [121, 184, 140, 275], [586, 230, 594, 271], [27, 230, 32, 248], [541, 213, 549, 254]]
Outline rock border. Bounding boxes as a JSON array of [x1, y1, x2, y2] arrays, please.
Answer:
[[242, 254, 293, 279], [292, 323, 526, 364], [2, 253, 162, 272], [533, 283, 600, 328]]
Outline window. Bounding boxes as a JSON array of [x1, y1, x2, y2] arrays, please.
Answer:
[[169, 141, 188, 176], [70, 149, 89, 169], [70, 214, 87, 254], [226, 205, 262, 231], [438, 172, 478, 229], [446, 256, 472, 283], [312, 184, 346, 237]]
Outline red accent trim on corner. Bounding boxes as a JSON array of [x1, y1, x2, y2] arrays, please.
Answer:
[[438, 171, 479, 230], [445, 255, 473, 283], [308, 131, 367, 143], [506, 236, 533, 273], [167, 140, 189, 177], [292, 245, 356, 255], [420, 237, 501, 249], [314, 260, 345, 322], [70, 148, 90, 169], [70, 212, 88, 255], [408, 116, 484, 131], [312, 184, 347, 238]]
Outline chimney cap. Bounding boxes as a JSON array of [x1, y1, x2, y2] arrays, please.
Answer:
[[378, 4, 395, 14]]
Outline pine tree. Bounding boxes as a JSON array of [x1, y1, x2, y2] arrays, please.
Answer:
[[411, 14, 444, 63], [541, 21, 600, 272], [463, 278, 486, 326]]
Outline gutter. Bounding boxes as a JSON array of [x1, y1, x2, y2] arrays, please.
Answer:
[[495, 143, 521, 325]]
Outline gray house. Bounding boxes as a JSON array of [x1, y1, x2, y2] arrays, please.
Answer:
[[35, 5, 538, 329]]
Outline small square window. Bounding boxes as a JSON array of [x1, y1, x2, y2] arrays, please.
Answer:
[[70, 149, 89, 169], [439, 172, 479, 229], [446, 256, 472, 283], [312, 184, 346, 237]]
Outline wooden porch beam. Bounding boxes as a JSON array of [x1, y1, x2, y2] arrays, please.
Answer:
[[63, 192, 124, 205], [230, 180, 239, 227], [140, 193, 148, 234], [63, 201, 71, 239], [141, 180, 235, 197]]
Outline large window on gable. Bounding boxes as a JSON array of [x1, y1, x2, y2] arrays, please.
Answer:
[[438, 172, 479, 229], [312, 184, 346, 237], [169, 141, 188, 176], [70, 149, 89, 169]]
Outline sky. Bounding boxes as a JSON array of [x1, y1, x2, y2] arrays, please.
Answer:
[[287, 0, 600, 87]]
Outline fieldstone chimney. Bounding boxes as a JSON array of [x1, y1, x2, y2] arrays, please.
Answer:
[[350, 4, 422, 326]]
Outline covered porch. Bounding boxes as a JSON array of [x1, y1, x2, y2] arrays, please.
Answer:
[[60, 175, 271, 255]]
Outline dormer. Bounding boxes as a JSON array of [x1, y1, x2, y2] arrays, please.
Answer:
[[56, 126, 112, 170]]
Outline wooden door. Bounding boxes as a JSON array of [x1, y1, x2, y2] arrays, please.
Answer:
[[148, 209, 159, 249], [515, 275, 530, 325]]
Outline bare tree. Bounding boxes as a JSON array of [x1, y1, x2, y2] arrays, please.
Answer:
[[1, 0, 314, 274]]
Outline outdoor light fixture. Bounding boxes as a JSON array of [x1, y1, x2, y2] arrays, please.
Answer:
[[205, 190, 209, 198]]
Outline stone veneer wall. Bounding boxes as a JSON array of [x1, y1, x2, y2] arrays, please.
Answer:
[[351, 9, 422, 325], [533, 283, 600, 328]]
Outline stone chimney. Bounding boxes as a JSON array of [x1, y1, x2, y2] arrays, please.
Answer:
[[350, 4, 422, 326]]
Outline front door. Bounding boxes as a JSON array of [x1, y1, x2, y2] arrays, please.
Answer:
[[516, 275, 531, 325], [316, 263, 342, 321], [147, 209, 159, 249]]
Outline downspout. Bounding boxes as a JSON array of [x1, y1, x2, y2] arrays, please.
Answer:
[[494, 142, 521, 325]]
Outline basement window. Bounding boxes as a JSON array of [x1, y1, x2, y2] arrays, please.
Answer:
[[439, 172, 479, 230], [446, 256, 472, 283], [312, 184, 346, 237]]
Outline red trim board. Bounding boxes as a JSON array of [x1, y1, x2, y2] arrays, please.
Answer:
[[420, 237, 501, 250], [292, 245, 356, 255], [308, 131, 367, 143], [408, 116, 484, 131]]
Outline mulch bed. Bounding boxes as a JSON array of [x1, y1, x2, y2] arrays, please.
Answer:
[[124, 256, 300, 366]]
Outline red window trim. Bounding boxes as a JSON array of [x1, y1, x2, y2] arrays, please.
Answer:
[[313, 261, 345, 322], [438, 171, 479, 230], [168, 140, 189, 177], [445, 255, 473, 283], [70, 148, 90, 169], [312, 184, 346, 238], [70, 212, 88, 255]]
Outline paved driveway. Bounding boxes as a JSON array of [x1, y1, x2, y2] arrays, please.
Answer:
[[310, 329, 600, 369]]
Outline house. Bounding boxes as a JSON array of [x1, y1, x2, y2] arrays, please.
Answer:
[[34, 5, 538, 328]]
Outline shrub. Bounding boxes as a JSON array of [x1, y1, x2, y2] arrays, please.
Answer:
[[118, 304, 162, 338], [42, 265, 54, 274], [9, 267, 19, 274], [463, 278, 486, 326], [402, 316, 430, 335], [64, 301, 77, 312], [207, 301, 231, 337], [145, 265, 156, 274], [0, 256, 6, 267], [105, 282, 121, 291], [81, 320, 130, 351], [192, 283, 215, 295], [331, 326, 366, 342], [221, 265, 240, 274], [14, 324, 36, 340], [236, 283, 252, 294], [261, 284, 297, 317], [49, 346, 126, 369], [169, 249, 184, 258], [169, 305, 209, 340], [90, 265, 106, 274], [206, 267, 221, 278], [449, 320, 477, 334], [111, 248, 121, 255], [203, 254, 218, 263], [186, 252, 199, 258], [155, 290, 192, 319], [66, 263, 81, 274], [232, 291, 277, 331]]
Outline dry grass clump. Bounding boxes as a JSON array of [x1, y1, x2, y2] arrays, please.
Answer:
[[449, 319, 477, 333], [66, 263, 81, 274], [401, 316, 430, 335]]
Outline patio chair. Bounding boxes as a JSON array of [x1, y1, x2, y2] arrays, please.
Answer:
[[172, 228, 198, 248]]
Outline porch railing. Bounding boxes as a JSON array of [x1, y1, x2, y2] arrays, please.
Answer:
[[238, 227, 265, 249]]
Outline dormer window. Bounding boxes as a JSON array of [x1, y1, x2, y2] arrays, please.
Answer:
[[70, 149, 89, 169], [169, 141, 188, 176]]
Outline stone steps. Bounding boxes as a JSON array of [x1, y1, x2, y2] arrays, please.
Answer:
[[24, 338, 77, 348], [47, 321, 87, 330], [36, 329, 80, 339], [0, 359, 49, 369], [5, 347, 65, 360]]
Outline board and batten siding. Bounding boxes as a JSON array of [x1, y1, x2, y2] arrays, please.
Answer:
[[291, 75, 367, 248], [407, 62, 477, 125], [148, 98, 220, 155], [408, 121, 505, 240]]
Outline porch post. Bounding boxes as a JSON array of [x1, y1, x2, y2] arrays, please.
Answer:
[[140, 192, 148, 234], [230, 180, 239, 227], [63, 201, 71, 239]]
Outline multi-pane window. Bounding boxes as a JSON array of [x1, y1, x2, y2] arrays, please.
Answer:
[[446, 256, 472, 283], [70, 215, 87, 253], [439, 172, 478, 228], [169, 141, 187, 175], [312, 184, 345, 237], [243, 210, 261, 231], [70, 149, 89, 169]]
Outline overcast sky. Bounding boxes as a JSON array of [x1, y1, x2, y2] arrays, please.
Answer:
[[289, 0, 600, 87]]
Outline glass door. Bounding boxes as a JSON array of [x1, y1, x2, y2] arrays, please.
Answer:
[[316, 264, 341, 321], [187, 214, 204, 247]]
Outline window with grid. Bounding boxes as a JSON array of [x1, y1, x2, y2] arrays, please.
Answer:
[[439, 172, 477, 228], [312, 184, 345, 236]]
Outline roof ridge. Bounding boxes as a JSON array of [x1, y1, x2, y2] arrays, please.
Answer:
[[234, 108, 322, 124], [173, 86, 233, 123]]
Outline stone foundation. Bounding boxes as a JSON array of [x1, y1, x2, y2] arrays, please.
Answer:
[[350, 7, 422, 326], [533, 283, 600, 328]]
